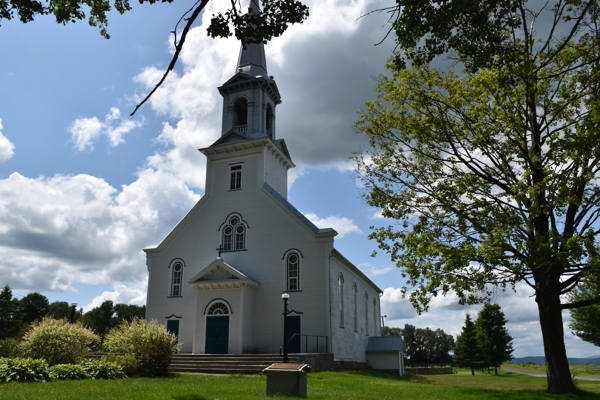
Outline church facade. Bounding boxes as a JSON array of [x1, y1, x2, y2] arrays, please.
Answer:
[[144, 37, 382, 362]]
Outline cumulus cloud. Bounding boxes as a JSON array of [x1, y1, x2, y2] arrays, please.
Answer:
[[83, 281, 148, 312], [0, 170, 199, 293], [303, 212, 362, 238], [69, 107, 145, 151], [0, 118, 15, 162], [358, 262, 394, 276]]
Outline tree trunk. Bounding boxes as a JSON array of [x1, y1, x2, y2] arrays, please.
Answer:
[[536, 290, 574, 394], [471, 366, 474, 376], [495, 366, 498, 376]]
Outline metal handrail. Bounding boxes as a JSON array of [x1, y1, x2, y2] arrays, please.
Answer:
[[279, 334, 328, 356]]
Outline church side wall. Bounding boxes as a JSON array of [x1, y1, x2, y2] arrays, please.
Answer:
[[241, 286, 254, 352], [329, 257, 381, 362], [263, 148, 287, 198]]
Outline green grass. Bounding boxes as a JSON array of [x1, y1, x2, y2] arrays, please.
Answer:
[[0, 370, 599, 399], [505, 363, 600, 377]]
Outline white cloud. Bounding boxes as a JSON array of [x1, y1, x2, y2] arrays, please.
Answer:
[[83, 281, 147, 312], [0, 170, 199, 293], [303, 212, 362, 238], [69, 107, 145, 151], [0, 118, 15, 162], [357, 262, 394, 276], [371, 210, 384, 219]]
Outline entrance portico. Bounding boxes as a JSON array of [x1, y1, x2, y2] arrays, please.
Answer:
[[188, 258, 259, 354]]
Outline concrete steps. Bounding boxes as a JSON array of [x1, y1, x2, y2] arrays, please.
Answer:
[[168, 354, 299, 375]]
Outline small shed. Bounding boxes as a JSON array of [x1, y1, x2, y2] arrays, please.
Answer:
[[366, 336, 405, 376]]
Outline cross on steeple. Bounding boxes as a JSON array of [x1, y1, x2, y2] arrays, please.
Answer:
[[216, 244, 223, 258]]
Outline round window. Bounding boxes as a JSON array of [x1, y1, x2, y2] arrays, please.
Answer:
[[230, 217, 239, 226], [236, 225, 244, 233], [224, 226, 232, 234], [289, 254, 298, 264], [174, 263, 182, 272]]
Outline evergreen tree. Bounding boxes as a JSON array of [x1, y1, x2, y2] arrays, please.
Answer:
[[475, 304, 514, 375], [454, 314, 481, 375], [19, 292, 49, 324], [0, 285, 21, 338]]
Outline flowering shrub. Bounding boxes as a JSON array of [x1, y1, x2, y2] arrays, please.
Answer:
[[80, 359, 126, 380], [104, 318, 179, 376], [0, 358, 53, 383], [20, 317, 100, 365], [50, 364, 89, 380]]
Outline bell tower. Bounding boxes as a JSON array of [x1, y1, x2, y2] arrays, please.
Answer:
[[217, 1, 281, 140]]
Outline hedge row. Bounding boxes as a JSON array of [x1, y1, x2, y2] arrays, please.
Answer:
[[0, 358, 126, 383]]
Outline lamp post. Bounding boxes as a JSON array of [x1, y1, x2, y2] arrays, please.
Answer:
[[381, 315, 387, 335], [70, 303, 78, 324], [282, 293, 290, 363]]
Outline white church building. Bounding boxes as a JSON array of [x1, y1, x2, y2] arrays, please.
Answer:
[[144, 33, 382, 362]]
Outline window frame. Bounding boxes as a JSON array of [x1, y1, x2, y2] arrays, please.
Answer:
[[220, 214, 247, 252], [364, 291, 369, 336], [373, 298, 378, 336], [353, 283, 358, 332], [169, 260, 185, 298], [229, 164, 242, 191], [339, 273, 344, 328], [286, 252, 300, 291]]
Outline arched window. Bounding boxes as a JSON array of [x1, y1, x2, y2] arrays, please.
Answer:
[[339, 273, 344, 328], [373, 298, 378, 336], [364, 292, 369, 336], [266, 104, 273, 137], [171, 261, 183, 296], [353, 283, 358, 332], [222, 215, 246, 251], [286, 253, 300, 291], [233, 98, 248, 132], [207, 302, 230, 315]]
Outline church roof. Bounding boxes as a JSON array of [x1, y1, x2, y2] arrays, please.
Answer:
[[331, 248, 383, 294], [237, 41, 268, 78], [263, 182, 336, 236]]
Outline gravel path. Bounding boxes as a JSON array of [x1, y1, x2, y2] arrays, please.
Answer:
[[500, 365, 600, 381]]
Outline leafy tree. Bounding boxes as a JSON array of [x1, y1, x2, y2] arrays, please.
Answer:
[[454, 314, 481, 375], [114, 304, 146, 324], [569, 275, 600, 347], [0, 0, 309, 115], [391, 324, 454, 365], [475, 304, 514, 375], [81, 300, 116, 338], [0, 285, 21, 338], [18, 292, 49, 325], [355, 1, 600, 393], [382, 326, 402, 336]]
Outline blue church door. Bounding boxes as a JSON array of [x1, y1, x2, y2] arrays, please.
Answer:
[[287, 316, 301, 353], [166, 320, 179, 341], [205, 316, 229, 354]]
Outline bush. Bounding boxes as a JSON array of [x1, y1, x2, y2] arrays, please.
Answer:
[[50, 364, 89, 380], [0, 358, 53, 383], [104, 318, 179, 376], [80, 359, 126, 380], [20, 317, 100, 366], [0, 339, 19, 358], [105, 354, 138, 376]]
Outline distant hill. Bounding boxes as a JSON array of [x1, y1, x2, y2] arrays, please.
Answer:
[[512, 356, 600, 365], [585, 355, 600, 359]]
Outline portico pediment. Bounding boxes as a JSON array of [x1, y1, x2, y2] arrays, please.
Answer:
[[187, 258, 260, 290]]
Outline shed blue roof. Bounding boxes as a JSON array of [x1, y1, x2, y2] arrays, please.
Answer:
[[366, 336, 405, 352]]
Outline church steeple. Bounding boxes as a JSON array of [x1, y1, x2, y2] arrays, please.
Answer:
[[236, 0, 268, 77], [217, 0, 281, 140]]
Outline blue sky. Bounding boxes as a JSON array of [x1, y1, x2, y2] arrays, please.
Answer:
[[0, 0, 598, 358]]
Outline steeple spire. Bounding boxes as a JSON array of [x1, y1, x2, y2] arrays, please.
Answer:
[[236, 0, 268, 77]]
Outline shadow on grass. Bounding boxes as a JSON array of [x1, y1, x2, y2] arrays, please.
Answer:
[[171, 396, 210, 400]]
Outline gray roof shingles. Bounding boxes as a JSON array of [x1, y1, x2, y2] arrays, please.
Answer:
[[366, 336, 405, 352]]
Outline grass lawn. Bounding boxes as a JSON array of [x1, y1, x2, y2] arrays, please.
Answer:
[[0, 370, 599, 399], [504, 363, 600, 377]]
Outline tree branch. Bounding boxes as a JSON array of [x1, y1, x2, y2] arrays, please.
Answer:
[[130, 0, 209, 116]]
